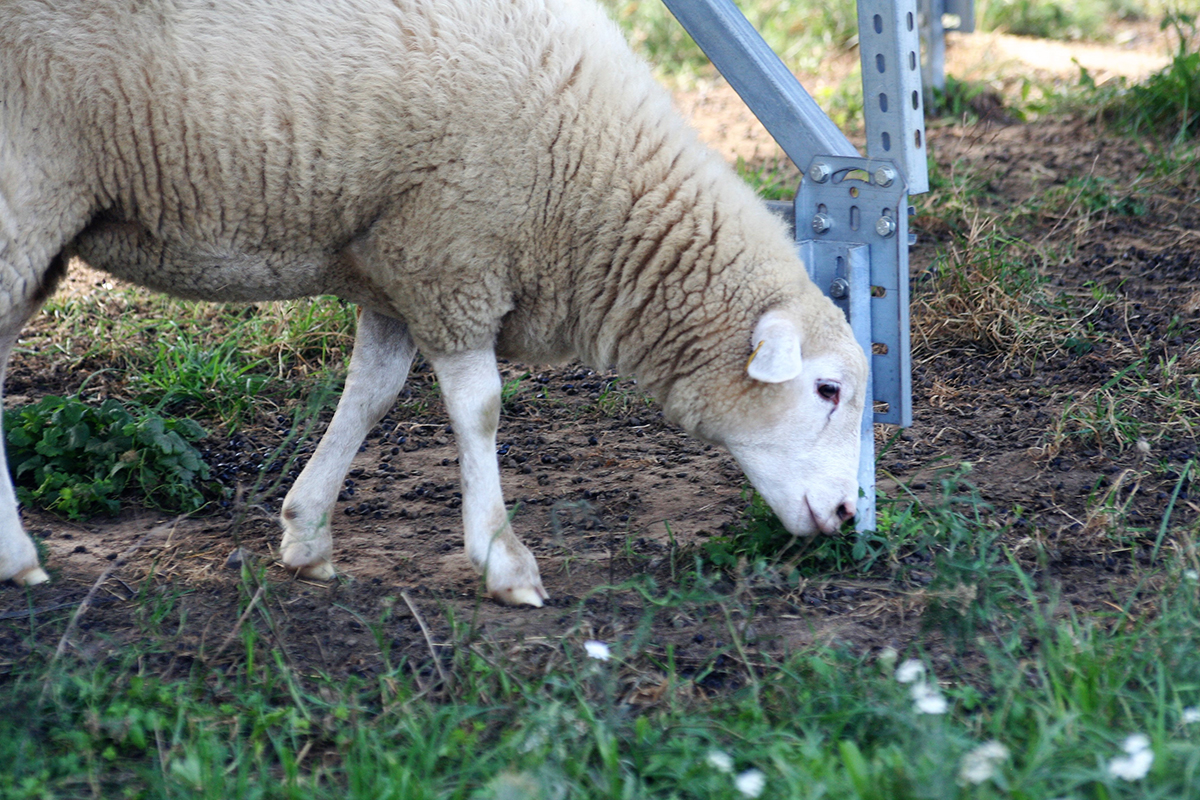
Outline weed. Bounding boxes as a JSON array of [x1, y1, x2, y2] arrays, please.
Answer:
[[500, 371, 532, 410], [1108, 12, 1200, 142], [3, 395, 214, 519], [594, 379, 653, 418], [1026, 175, 1148, 231]]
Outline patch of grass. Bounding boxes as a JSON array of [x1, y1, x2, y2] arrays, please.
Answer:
[[500, 371, 533, 411], [704, 468, 1024, 644], [594, 378, 654, 418], [977, 0, 1138, 41], [3, 395, 214, 519], [7, 490, 1200, 798], [1109, 12, 1200, 143], [928, 76, 1015, 124], [1047, 354, 1200, 457], [701, 488, 901, 578], [912, 221, 1063, 359], [599, 0, 858, 78], [128, 323, 278, 426], [23, 291, 356, 427]]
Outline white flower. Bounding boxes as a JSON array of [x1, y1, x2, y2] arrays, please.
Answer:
[[957, 741, 1010, 785], [895, 659, 925, 684], [705, 750, 734, 774], [734, 768, 766, 798], [1184, 570, 1199, 582], [1182, 707, 1200, 724], [1108, 734, 1153, 781], [1109, 749, 1153, 781], [910, 681, 948, 715], [1122, 733, 1151, 754], [583, 640, 611, 661]]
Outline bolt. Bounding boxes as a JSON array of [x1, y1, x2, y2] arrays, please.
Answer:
[[808, 161, 832, 183], [874, 165, 896, 187], [875, 216, 897, 238], [829, 278, 849, 298], [812, 213, 832, 234]]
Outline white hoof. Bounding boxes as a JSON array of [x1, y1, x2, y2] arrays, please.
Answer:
[[490, 583, 548, 607], [295, 560, 336, 581], [12, 566, 50, 586]]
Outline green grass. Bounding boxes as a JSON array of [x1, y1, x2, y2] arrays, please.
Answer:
[[5, 476, 1200, 798], [1106, 13, 1200, 143], [23, 292, 356, 427], [1050, 354, 1200, 457]]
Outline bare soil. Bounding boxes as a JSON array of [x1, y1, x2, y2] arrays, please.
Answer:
[[2, 32, 1197, 689]]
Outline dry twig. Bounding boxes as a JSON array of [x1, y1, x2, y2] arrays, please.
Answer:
[[401, 591, 452, 691]]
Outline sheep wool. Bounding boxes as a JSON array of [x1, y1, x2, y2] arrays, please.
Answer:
[[0, 0, 868, 604]]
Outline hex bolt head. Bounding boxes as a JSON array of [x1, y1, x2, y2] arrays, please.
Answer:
[[812, 213, 832, 234], [808, 161, 832, 183], [829, 278, 849, 298], [874, 165, 897, 187], [875, 216, 897, 238]]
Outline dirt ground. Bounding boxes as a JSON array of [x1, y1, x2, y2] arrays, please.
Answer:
[[2, 28, 1197, 687]]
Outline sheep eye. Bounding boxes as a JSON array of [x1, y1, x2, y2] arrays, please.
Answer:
[[817, 382, 840, 404]]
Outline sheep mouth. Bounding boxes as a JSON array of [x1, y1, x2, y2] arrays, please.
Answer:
[[806, 501, 843, 536]]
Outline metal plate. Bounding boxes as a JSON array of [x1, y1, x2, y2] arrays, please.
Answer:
[[797, 156, 912, 427]]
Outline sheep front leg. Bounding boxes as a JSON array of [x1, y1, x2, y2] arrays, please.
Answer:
[[279, 310, 415, 579], [427, 348, 547, 607], [0, 328, 49, 586]]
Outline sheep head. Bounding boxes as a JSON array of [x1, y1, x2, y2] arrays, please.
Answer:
[[721, 305, 868, 536]]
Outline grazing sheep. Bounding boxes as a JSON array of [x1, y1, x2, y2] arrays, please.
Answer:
[[0, 0, 868, 605]]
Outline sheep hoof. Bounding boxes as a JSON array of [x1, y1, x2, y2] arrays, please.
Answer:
[[12, 566, 50, 586], [296, 560, 336, 581], [490, 584, 548, 608]]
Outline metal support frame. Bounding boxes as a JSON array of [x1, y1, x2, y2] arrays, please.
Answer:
[[919, 0, 976, 96], [660, 0, 928, 531]]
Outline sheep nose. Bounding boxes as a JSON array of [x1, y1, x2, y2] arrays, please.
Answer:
[[835, 501, 855, 525]]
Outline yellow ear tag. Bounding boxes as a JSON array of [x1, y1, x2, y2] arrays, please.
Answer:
[[745, 339, 765, 372]]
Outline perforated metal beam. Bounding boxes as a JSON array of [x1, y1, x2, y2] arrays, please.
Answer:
[[859, 0, 930, 194]]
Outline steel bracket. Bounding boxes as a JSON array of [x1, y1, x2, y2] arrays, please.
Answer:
[[797, 155, 912, 430]]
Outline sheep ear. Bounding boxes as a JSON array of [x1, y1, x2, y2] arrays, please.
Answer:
[[746, 311, 802, 384]]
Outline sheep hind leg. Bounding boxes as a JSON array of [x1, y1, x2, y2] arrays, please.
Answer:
[[279, 310, 415, 580], [0, 258, 63, 585], [426, 347, 547, 607], [0, 324, 48, 585]]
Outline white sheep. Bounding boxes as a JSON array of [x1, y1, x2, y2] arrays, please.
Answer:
[[0, 0, 868, 605]]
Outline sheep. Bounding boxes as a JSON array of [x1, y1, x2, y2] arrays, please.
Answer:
[[0, 0, 869, 605]]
